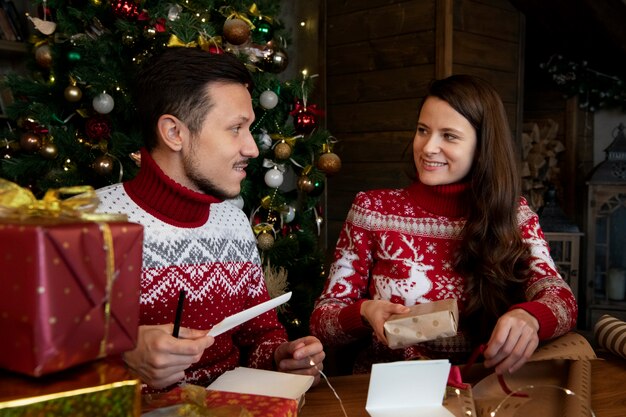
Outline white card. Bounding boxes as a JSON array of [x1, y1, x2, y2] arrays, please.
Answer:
[[206, 367, 314, 400], [365, 360, 455, 417], [207, 292, 292, 337]]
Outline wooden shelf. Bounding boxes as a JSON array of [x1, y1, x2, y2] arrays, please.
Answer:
[[0, 39, 28, 55]]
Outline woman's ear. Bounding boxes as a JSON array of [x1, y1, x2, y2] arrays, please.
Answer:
[[157, 115, 186, 151]]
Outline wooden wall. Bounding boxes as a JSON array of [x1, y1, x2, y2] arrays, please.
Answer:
[[324, 0, 524, 256]]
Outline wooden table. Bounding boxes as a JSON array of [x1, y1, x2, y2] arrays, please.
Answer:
[[300, 359, 626, 417]]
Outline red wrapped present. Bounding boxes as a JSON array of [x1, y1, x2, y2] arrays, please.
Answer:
[[0, 179, 143, 376], [0, 357, 141, 416], [142, 385, 299, 417]]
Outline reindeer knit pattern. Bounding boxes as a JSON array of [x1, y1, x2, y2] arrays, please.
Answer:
[[96, 150, 287, 391], [310, 181, 578, 373]]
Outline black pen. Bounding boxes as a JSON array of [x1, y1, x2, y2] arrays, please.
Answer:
[[172, 289, 186, 338]]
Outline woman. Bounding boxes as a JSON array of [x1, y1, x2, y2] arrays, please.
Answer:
[[310, 74, 577, 375]]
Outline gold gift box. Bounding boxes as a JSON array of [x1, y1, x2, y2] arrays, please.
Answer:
[[384, 299, 459, 349], [0, 358, 141, 417]]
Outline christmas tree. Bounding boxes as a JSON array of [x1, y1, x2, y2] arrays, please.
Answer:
[[0, 0, 341, 337]]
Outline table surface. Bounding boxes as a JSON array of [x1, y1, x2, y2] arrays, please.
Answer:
[[300, 359, 626, 417]]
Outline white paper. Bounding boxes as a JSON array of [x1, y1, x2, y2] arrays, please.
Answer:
[[206, 367, 314, 400], [207, 292, 292, 337], [365, 360, 455, 417]]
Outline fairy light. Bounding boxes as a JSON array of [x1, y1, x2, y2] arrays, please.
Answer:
[[309, 357, 347, 417]]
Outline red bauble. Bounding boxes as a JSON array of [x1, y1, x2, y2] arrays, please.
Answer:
[[111, 0, 139, 19], [208, 45, 224, 54], [293, 107, 318, 134], [85, 115, 111, 142]]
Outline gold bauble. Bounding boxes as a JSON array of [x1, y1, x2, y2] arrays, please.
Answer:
[[274, 141, 292, 160], [39, 142, 58, 159], [35, 44, 53, 69], [317, 152, 342, 176], [256, 232, 275, 251], [297, 175, 315, 193], [19, 132, 42, 152], [223, 18, 251, 45], [93, 154, 114, 176], [64, 85, 83, 102]]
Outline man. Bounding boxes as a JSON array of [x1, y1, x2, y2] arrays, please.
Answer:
[[96, 47, 324, 391]]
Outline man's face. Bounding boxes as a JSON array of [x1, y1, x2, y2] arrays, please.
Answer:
[[182, 82, 258, 199]]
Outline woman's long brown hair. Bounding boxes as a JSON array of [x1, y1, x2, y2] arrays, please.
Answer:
[[421, 75, 529, 343]]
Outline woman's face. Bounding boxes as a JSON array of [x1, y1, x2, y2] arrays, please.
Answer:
[[412, 96, 477, 186]]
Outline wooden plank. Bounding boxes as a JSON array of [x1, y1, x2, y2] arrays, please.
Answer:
[[327, 1, 435, 46], [455, 0, 520, 42], [470, 0, 518, 12], [327, 65, 434, 104], [335, 131, 415, 162], [328, 98, 422, 133], [436, 0, 453, 78], [327, 31, 435, 75], [327, 162, 413, 218], [327, 0, 421, 16], [453, 32, 519, 72], [452, 64, 518, 103]]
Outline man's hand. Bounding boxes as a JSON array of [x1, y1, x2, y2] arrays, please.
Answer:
[[483, 308, 539, 375], [274, 336, 325, 386], [123, 324, 214, 389], [360, 300, 410, 344]]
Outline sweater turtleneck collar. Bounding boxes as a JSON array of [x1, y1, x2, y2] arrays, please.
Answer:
[[124, 148, 222, 227], [407, 180, 472, 218]]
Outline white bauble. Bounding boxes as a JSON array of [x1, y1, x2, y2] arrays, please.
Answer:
[[264, 168, 284, 188], [257, 131, 272, 151], [282, 205, 296, 223], [92, 93, 115, 114], [259, 90, 279, 110]]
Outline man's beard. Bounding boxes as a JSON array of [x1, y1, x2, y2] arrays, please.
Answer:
[[182, 152, 238, 200]]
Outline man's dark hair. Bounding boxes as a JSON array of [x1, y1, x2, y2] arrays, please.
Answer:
[[135, 48, 254, 150]]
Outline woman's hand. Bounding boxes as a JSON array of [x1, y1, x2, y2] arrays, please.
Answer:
[[483, 308, 539, 375], [360, 300, 410, 344], [274, 336, 325, 386]]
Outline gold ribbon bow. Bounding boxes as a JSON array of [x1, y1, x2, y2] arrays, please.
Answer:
[[167, 34, 198, 49], [0, 178, 127, 221], [253, 222, 274, 235], [270, 133, 301, 147], [220, 6, 255, 28], [248, 3, 273, 24]]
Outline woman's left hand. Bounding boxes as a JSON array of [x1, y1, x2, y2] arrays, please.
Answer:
[[483, 308, 539, 375]]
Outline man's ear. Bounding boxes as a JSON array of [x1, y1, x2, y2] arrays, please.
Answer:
[[157, 115, 186, 151]]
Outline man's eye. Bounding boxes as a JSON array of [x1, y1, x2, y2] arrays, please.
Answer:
[[232, 126, 241, 133]]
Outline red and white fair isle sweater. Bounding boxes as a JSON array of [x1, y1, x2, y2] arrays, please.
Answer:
[[96, 149, 287, 389], [310, 181, 577, 373]]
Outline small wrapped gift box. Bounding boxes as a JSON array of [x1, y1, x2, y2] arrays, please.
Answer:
[[0, 358, 141, 417], [0, 179, 143, 376], [383, 298, 459, 349]]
